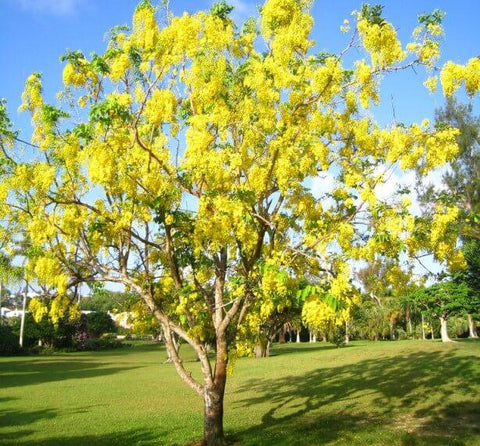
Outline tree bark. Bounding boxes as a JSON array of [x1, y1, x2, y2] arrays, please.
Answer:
[[278, 327, 286, 343], [439, 316, 453, 342], [19, 283, 28, 348], [296, 330, 300, 343], [203, 386, 225, 446], [421, 314, 426, 340], [467, 314, 478, 338], [203, 332, 228, 446], [254, 339, 270, 358]]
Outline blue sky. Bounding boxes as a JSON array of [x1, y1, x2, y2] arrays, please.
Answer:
[[1, 0, 479, 134]]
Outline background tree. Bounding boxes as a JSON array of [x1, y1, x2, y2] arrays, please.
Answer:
[[407, 280, 470, 342], [85, 311, 117, 339], [0, 252, 22, 320], [79, 287, 136, 313], [1, 1, 479, 444], [424, 100, 480, 335], [461, 239, 480, 337], [433, 99, 480, 239]]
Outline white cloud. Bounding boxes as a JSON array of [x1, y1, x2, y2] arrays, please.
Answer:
[[310, 171, 336, 199], [16, 0, 85, 16]]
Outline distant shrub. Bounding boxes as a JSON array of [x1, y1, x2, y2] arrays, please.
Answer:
[[0, 325, 20, 355], [86, 312, 116, 339], [82, 337, 124, 351], [396, 328, 408, 340], [328, 326, 346, 348]]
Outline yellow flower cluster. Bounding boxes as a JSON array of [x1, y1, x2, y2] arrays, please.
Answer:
[[357, 18, 405, 68], [440, 58, 480, 97], [63, 63, 87, 87], [302, 297, 336, 331], [132, 1, 159, 51], [109, 53, 130, 81], [30, 256, 68, 295], [29, 298, 48, 323], [19, 73, 43, 112], [354, 60, 379, 108], [50, 295, 80, 324], [261, 0, 313, 67]]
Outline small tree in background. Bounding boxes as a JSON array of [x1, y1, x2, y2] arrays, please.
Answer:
[[408, 281, 470, 342]]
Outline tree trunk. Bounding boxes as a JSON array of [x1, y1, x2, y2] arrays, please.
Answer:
[[203, 386, 225, 446], [345, 321, 349, 344], [389, 321, 395, 340], [296, 330, 300, 343], [19, 284, 28, 348], [439, 316, 453, 342], [278, 327, 286, 343], [254, 339, 270, 358], [467, 314, 478, 338], [421, 314, 426, 340]]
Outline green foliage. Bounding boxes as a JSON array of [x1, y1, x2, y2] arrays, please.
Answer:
[[328, 324, 346, 347], [80, 289, 134, 313], [41, 104, 70, 125], [429, 99, 480, 239], [350, 297, 390, 340], [210, 1, 234, 20], [86, 312, 117, 339], [60, 49, 85, 64], [360, 4, 385, 26], [0, 98, 18, 142], [0, 252, 22, 284], [81, 337, 124, 351], [89, 98, 131, 125], [418, 9, 446, 26], [0, 325, 20, 355], [447, 316, 469, 337], [407, 280, 470, 319]]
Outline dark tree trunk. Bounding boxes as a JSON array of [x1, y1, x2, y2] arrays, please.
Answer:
[[278, 327, 286, 343], [203, 387, 225, 446]]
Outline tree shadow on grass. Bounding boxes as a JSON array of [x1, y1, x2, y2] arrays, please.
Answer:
[[232, 351, 480, 445], [0, 359, 141, 389], [0, 405, 57, 444], [0, 397, 174, 446], [0, 428, 169, 446], [268, 343, 354, 357]]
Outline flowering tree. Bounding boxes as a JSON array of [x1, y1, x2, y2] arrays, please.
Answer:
[[1, 1, 479, 444]]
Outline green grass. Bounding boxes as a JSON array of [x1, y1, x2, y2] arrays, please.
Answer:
[[1, 339, 479, 445]]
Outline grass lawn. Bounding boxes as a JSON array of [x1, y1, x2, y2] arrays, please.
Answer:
[[0, 339, 479, 445]]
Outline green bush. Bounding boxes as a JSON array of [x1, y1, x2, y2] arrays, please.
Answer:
[[86, 312, 117, 339], [0, 325, 20, 355], [82, 337, 124, 351]]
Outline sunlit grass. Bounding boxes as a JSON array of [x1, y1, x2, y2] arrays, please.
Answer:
[[1, 339, 479, 445]]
